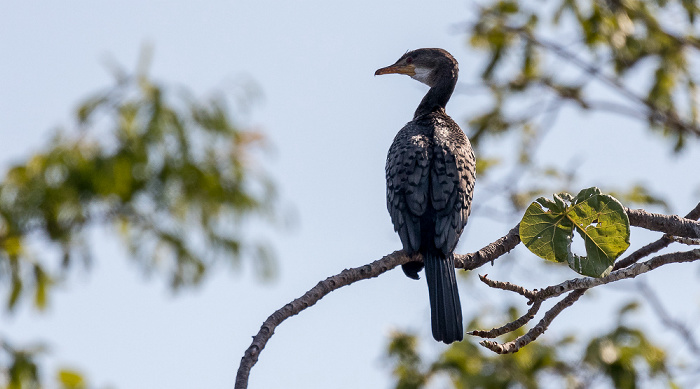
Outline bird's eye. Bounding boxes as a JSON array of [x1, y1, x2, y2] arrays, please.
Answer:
[[406, 57, 413, 64]]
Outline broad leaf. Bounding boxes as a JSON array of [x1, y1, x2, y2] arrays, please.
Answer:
[[520, 187, 630, 277]]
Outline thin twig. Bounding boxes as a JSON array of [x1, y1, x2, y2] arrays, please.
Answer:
[[477, 274, 537, 300], [480, 289, 586, 354], [613, 236, 675, 271], [536, 250, 700, 301], [457, 224, 521, 270], [668, 236, 700, 245], [235, 250, 414, 389], [468, 300, 542, 338], [474, 249, 700, 353], [615, 202, 700, 270]]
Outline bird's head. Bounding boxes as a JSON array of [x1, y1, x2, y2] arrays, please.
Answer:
[[374, 48, 458, 87]]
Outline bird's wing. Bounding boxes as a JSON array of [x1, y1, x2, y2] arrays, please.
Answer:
[[386, 127, 431, 253], [431, 133, 476, 255]]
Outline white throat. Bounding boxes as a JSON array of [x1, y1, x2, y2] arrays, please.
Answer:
[[410, 67, 432, 85]]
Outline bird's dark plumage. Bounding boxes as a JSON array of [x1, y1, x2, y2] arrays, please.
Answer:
[[377, 48, 476, 344]]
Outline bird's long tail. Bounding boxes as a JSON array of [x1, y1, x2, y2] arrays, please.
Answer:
[[424, 251, 463, 343]]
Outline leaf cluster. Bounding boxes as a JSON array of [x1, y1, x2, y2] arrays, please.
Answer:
[[466, 0, 696, 218], [0, 69, 275, 311], [1, 339, 89, 389], [470, 0, 699, 149], [520, 187, 630, 277]]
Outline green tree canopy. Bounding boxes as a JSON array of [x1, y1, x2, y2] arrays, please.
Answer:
[[1, 65, 276, 387]]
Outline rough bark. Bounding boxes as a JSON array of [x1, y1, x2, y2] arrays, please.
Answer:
[[235, 203, 700, 387]]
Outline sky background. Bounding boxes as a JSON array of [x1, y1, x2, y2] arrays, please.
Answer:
[[2, 1, 700, 389]]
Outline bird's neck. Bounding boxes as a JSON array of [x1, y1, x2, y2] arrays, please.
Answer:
[[414, 67, 457, 118]]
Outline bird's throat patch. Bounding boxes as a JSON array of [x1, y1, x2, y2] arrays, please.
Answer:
[[410, 67, 432, 85]]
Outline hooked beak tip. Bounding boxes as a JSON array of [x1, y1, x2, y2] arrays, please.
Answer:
[[375, 64, 415, 77]]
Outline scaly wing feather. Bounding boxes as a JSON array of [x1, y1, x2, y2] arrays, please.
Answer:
[[386, 124, 431, 253]]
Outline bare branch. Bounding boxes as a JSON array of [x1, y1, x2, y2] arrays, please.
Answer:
[[615, 202, 700, 270], [235, 222, 527, 388], [536, 250, 700, 301], [235, 250, 413, 389], [480, 289, 586, 354], [468, 300, 542, 338], [668, 236, 700, 245], [473, 249, 700, 353], [235, 222, 529, 388], [456, 224, 521, 270], [477, 274, 538, 300], [237, 204, 700, 385], [613, 236, 674, 271], [625, 207, 700, 239]]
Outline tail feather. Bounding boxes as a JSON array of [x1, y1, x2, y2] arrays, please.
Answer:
[[424, 251, 463, 343]]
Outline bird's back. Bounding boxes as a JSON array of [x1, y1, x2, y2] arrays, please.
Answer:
[[386, 111, 476, 256]]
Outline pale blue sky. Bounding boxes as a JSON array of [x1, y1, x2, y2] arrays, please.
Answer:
[[2, 2, 700, 389]]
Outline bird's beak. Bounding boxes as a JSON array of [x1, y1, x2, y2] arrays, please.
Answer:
[[375, 64, 416, 76]]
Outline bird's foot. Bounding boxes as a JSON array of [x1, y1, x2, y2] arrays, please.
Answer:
[[402, 261, 424, 280]]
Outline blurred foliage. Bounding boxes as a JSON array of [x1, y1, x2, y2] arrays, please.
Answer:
[[470, 0, 700, 147], [387, 305, 677, 389], [56, 369, 86, 389], [392, 0, 700, 386], [0, 66, 275, 313], [0, 63, 276, 386], [520, 187, 630, 277], [0, 339, 91, 389], [609, 184, 670, 212], [466, 0, 697, 217], [1, 341, 42, 389]]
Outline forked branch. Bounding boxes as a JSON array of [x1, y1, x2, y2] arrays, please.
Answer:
[[476, 249, 700, 354], [235, 250, 412, 389], [471, 203, 700, 354], [235, 226, 521, 389], [236, 203, 700, 387]]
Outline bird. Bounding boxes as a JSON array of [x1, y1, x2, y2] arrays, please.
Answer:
[[375, 48, 476, 344]]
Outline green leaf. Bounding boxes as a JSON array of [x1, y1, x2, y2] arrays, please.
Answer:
[[57, 368, 86, 389], [520, 196, 573, 263], [33, 264, 50, 310], [8, 275, 22, 310], [520, 187, 630, 277]]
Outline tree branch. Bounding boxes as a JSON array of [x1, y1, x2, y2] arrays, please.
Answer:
[[535, 250, 700, 301], [668, 236, 700, 245], [235, 250, 413, 389], [476, 274, 537, 300], [474, 249, 700, 353], [625, 207, 700, 239], [456, 224, 521, 270], [235, 224, 523, 389], [614, 202, 700, 270], [468, 300, 542, 338], [236, 203, 700, 385], [480, 289, 586, 354]]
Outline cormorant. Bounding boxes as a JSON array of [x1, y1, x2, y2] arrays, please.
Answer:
[[375, 48, 476, 344]]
